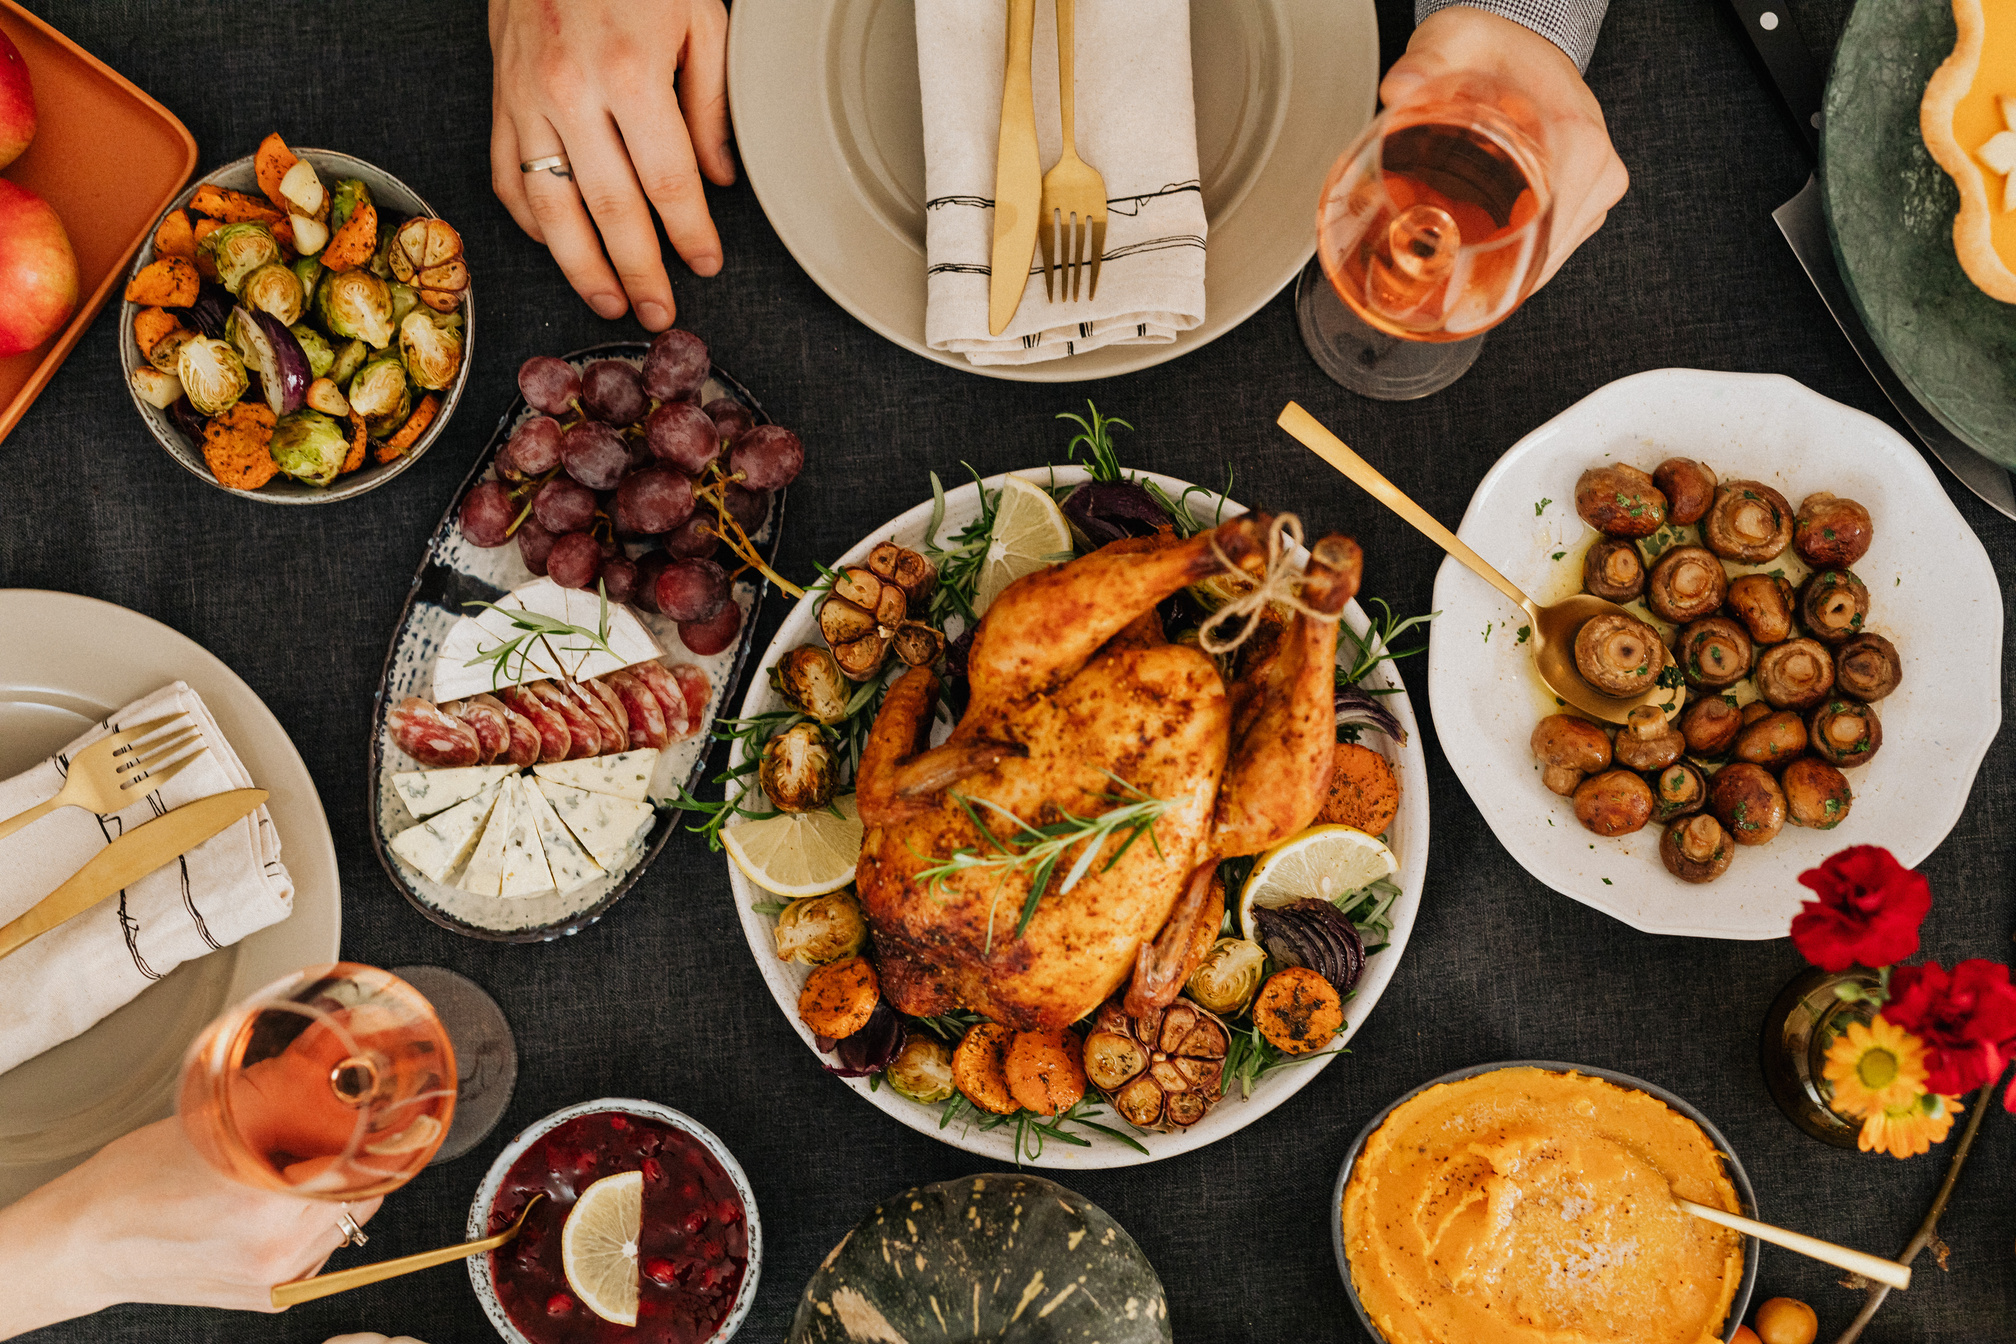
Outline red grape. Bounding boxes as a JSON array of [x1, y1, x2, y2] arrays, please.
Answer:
[[561, 421, 630, 490], [533, 477, 598, 533], [581, 360, 648, 425], [679, 600, 743, 656], [654, 557, 729, 622], [704, 397, 754, 442], [599, 556, 640, 605], [644, 401, 720, 474], [661, 515, 720, 559], [728, 425, 803, 490], [632, 550, 674, 613], [615, 466, 697, 535], [460, 481, 517, 546], [723, 484, 770, 535], [518, 356, 580, 416], [506, 415, 564, 475], [641, 329, 709, 400], [547, 532, 605, 590], [517, 518, 559, 576]]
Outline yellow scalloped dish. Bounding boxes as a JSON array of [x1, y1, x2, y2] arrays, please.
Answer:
[[1923, 0, 2016, 301]]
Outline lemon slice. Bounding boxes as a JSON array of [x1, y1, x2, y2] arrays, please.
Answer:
[[973, 475, 1074, 616], [1237, 824, 1399, 943], [723, 793, 863, 897], [561, 1170, 642, 1327]]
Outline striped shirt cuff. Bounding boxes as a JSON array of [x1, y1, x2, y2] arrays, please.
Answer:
[[1415, 0, 1609, 73]]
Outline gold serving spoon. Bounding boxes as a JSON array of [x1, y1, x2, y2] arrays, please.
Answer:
[[1278, 402, 1678, 724], [270, 1194, 544, 1309]]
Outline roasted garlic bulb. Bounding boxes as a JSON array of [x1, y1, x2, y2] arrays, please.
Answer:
[[1082, 996, 1229, 1131]]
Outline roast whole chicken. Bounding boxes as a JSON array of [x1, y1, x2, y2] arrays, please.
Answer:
[[854, 512, 1362, 1030]]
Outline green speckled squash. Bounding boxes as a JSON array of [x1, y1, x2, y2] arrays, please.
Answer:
[[788, 1173, 1172, 1344]]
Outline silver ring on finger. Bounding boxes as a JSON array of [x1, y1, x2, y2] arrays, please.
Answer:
[[335, 1210, 369, 1248], [520, 154, 573, 180]]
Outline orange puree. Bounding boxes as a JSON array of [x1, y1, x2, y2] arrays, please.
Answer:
[[1342, 1068, 1745, 1344]]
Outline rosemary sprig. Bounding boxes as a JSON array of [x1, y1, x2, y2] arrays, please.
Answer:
[[936, 1092, 1150, 1163], [924, 466, 998, 626], [461, 588, 617, 692], [1222, 1017, 1347, 1101], [1337, 597, 1436, 690], [1057, 402, 1132, 481]]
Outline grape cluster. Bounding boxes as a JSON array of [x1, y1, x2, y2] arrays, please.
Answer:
[[459, 329, 805, 656]]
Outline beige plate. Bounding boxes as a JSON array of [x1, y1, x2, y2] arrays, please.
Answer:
[[727, 0, 1379, 381], [0, 591, 339, 1205]]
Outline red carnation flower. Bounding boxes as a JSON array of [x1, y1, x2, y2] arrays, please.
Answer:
[[1788, 846, 1931, 972], [1884, 959, 2016, 1101]]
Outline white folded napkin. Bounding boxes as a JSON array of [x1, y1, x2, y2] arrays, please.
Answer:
[[916, 0, 1207, 365], [0, 683, 293, 1076]]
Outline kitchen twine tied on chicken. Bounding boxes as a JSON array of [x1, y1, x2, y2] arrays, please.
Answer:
[[1197, 512, 1328, 656]]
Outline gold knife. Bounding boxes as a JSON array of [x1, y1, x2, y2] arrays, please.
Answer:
[[988, 0, 1042, 335], [0, 789, 269, 961]]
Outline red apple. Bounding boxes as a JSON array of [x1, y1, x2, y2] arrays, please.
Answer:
[[0, 179, 76, 357], [0, 28, 32, 170]]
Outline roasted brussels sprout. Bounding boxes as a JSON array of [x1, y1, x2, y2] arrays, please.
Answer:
[[1581, 538, 1645, 602], [268, 408, 349, 487], [202, 221, 282, 294], [1798, 569, 1869, 645], [146, 325, 198, 376], [867, 541, 938, 604], [1661, 815, 1734, 883], [1682, 694, 1743, 757], [316, 268, 395, 348], [346, 355, 411, 437], [774, 646, 855, 723], [240, 261, 305, 325], [1794, 492, 1873, 568], [1652, 759, 1709, 822], [1646, 545, 1728, 623], [1732, 709, 1806, 769], [175, 335, 249, 415], [291, 255, 324, 308], [1709, 762, 1786, 846], [398, 309, 464, 391], [327, 336, 369, 386], [819, 567, 908, 680], [1809, 697, 1882, 768], [289, 323, 335, 379], [760, 722, 838, 813], [1783, 757, 1853, 829], [387, 216, 470, 313], [387, 279, 422, 331], [1677, 616, 1753, 690], [1726, 573, 1796, 645], [1702, 481, 1793, 562], [1530, 714, 1612, 795], [1574, 612, 1666, 697], [1185, 938, 1268, 1016], [329, 176, 372, 232], [1575, 464, 1667, 538], [1755, 638, 1835, 710], [773, 889, 868, 966], [1835, 633, 1902, 702], [1614, 703, 1684, 772], [1653, 458, 1718, 525], [883, 1033, 956, 1104], [1573, 769, 1653, 837]]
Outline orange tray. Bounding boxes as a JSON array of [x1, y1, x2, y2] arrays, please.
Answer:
[[0, 0, 195, 446]]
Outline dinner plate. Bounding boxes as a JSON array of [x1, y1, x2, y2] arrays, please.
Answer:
[[0, 591, 339, 1206], [727, 0, 1378, 381], [726, 467, 1429, 1166], [1427, 368, 2002, 939]]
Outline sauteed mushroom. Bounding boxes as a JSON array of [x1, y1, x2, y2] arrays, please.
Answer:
[[1574, 612, 1667, 696], [1710, 762, 1787, 846], [1754, 638, 1835, 710], [1661, 814, 1734, 883], [1677, 616, 1753, 690], [1809, 697, 1882, 767], [1740, 699, 1775, 726], [1725, 574, 1796, 645], [1582, 538, 1646, 603], [1531, 715, 1613, 796], [1646, 545, 1729, 623], [1783, 757, 1853, 829], [1653, 759, 1710, 822], [1574, 769, 1654, 837], [1794, 492, 1873, 568], [1682, 695, 1743, 756], [1614, 704, 1685, 772], [1654, 458, 1718, 525], [1835, 632, 1902, 702], [1702, 481, 1793, 562], [1576, 464, 1668, 538], [1733, 709, 1806, 769], [1798, 570, 1869, 645]]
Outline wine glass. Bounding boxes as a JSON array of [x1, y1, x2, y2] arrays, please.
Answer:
[[1296, 74, 1554, 400]]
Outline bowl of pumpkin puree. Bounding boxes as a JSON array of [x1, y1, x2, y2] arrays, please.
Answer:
[[1333, 1063, 1757, 1344]]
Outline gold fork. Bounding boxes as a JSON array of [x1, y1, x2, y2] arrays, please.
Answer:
[[1038, 0, 1108, 302], [0, 715, 206, 842]]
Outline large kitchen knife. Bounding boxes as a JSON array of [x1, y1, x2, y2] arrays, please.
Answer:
[[1726, 0, 2016, 520], [0, 788, 268, 961], [988, 0, 1042, 335]]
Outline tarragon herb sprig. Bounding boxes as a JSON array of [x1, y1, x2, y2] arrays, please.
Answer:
[[461, 586, 617, 692]]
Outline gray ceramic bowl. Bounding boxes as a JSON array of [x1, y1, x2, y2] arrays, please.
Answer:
[[467, 1097, 761, 1344], [1330, 1060, 1760, 1344], [119, 148, 473, 503]]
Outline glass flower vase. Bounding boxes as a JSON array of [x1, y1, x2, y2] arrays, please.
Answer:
[[1759, 964, 1884, 1148]]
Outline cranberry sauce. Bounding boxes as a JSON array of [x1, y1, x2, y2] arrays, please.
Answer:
[[489, 1111, 748, 1344]]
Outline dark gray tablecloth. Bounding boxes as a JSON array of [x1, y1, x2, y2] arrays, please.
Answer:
[[6, 1, 2012, 1340]]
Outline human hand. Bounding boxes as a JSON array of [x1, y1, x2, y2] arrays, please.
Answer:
[[1380, 6, 1628, 288], [0, 1118, 382, 1336], [488, 0, 734, 329]]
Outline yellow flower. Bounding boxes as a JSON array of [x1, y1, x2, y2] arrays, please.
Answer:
[[1859, 1092, 1962, 1159], [1822, 1016, 1929, 1118]]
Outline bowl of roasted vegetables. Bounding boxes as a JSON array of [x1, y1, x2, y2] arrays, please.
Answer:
[[118, 133, 472, 502]]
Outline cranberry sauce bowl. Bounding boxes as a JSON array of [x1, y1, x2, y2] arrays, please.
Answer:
[[469, 1098, 760, 1344]]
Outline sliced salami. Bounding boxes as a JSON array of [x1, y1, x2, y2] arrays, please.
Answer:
[[584, 677, 630, 743], [603, 668, 670, 749], [444, 696, 510, 763], [627, 661, 689, 742], [388, 697, 483, 768], [501, 685, 570, 763], [669, 664, 712, 739], [478, 692, 542, 767], [530, 680, 604, 759], [564, 680, 625, 757]]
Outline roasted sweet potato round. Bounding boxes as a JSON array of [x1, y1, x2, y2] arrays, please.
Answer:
[[1253, 968, 1344, 1055], [1004, 1029, 1088, 1116], [797, 956, 880, 1040], [952, 1022, 1020, 1115]]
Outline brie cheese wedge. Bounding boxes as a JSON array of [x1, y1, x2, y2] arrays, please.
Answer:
[[389, 781, 504, 883], [431, 578, 664, 703], [391, 763, 518, 820], [458, 781, 519, 896], [537, 778, 657, 872], [497, 777, 556, 898], [532, 749, 661, 804], [520, 772, 604, 895]]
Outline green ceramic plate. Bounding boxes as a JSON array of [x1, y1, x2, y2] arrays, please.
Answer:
[[1822, 0, 2016, 470]]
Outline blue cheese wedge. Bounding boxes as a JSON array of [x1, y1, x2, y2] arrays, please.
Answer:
[[536, 778, 657, 872], [389, 781, 503, 883], [432, 578, 665, 703], [532, 749, 660, 804], [458, 782, 519, 896], [498, 777, 556, 898], [519, 772, 604, 895], [391, 764, 517, 820]]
